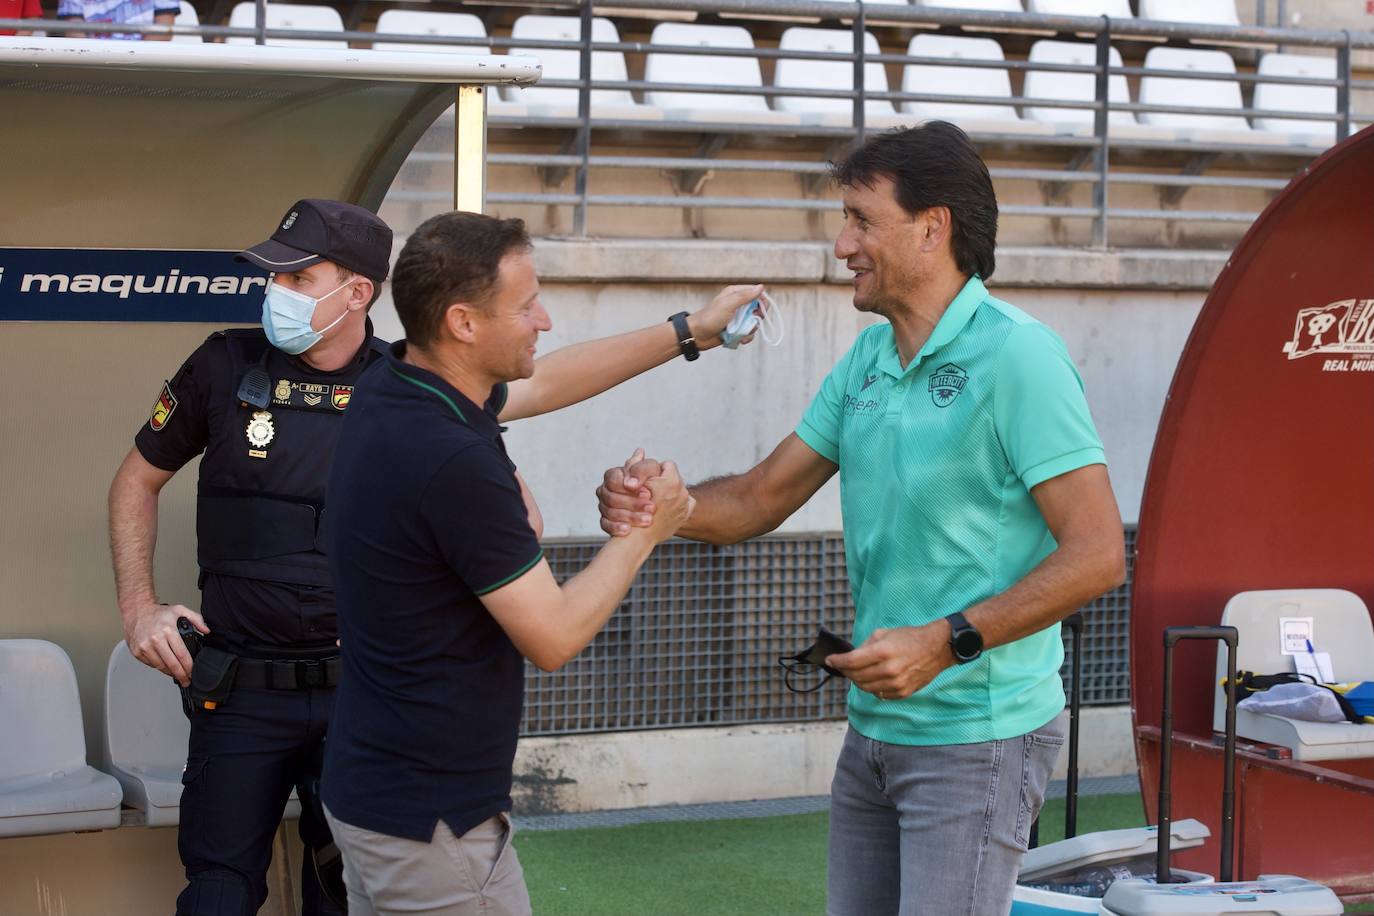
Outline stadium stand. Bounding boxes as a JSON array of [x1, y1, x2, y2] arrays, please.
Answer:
[[1138, 46, 1287, 144], [644, 22, 801, 124], [225, 0, 346, 47], [372, 9, 487, 53], [901, 34, 1054, 136], [773, 28, 903, 127], [0, 640, 122, 838], [502, 15, 660, 120], [1138, 0, 1241, 25], [1253, 52, 1338, 145], [1023, 40, 1176, 140]]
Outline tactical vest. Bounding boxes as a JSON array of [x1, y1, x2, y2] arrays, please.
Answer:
[[196, 328, 387, 588]]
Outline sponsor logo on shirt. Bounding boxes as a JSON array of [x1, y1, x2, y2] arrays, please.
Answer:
[[1282, 298, 1374, 372], [929, 363, 969, 408], [861, 373, 878, 391]]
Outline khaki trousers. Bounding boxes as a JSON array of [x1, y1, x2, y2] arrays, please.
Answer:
[[323, 805, 531, 916]]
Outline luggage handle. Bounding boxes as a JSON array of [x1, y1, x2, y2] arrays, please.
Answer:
[[1159, 625, 1238, 884]]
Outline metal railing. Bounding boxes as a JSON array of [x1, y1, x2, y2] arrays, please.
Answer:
[[7, 1, 1372, 246]]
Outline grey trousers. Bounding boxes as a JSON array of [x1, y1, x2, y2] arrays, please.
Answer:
[[826, 717, 1066, 916], [323, 805, 532, 916]]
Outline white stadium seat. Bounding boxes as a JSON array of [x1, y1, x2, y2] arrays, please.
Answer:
[[101, 641, 300, 827], [226, 2, 346, 48], [1215, 590, 1374, 762], [1023, 40, 1174, 140], [1139, 46, 1285, 145], [913, 0, 1024, 14], [0, 640, 122, 838], [773, 28, 906, 128], [501, 15, 659, 121], [173, 1, 202, 42], [372, 10, 487, 54], [1139, 0, 1239, 26], [1027, 0, 1132, 16], [1253, 52, 1337, 147], [901, 35, 1053, 136], [644, 23, 800, 125]]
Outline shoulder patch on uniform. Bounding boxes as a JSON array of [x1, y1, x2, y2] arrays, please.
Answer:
[[149, 381, 178, 431]]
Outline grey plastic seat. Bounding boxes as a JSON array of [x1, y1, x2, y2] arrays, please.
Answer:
[[774, 28, 908, 129], [0, 640, 122, 837], [102, 641, 190, 827], [1253, 53, 1337, 148], [644, 23, 802, 125], [226, 1, 347, 48], [1023, 40, 1175, 142], [1215, 589, 1374, 762], [500, 15, 661, 122], [901, 35, 1054, 137], [372, 10, 487, 54], [102, 641, 300, 826]]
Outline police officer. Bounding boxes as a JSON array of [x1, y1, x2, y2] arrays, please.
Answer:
[[109, 200, 770, 915], [109, 199, 391, 916]]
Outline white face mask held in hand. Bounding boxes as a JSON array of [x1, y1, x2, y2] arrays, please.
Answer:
[[722, 291, 784, 350], [261, 278, 355, 355]]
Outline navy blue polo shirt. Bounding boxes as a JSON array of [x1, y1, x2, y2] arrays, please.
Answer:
[[321, 341, 543, 842]]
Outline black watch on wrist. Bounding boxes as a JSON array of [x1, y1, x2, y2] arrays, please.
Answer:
[[946, 610, 983, 664], [668, 311, 700, 362]]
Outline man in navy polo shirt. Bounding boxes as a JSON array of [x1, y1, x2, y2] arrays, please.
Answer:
[[321, 211, 699, 915], [598, 123, 1127, 915]]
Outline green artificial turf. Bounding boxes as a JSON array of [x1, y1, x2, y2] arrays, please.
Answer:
[[515, 793, 1371, 914]]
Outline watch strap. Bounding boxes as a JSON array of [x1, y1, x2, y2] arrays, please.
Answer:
[[668, 311, 700, 362]]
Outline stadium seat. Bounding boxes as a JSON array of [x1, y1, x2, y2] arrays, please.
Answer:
[[643, 22, 801, 125], [1138, 0, 1239, 26], [500, 15, 660, 122], [0, 640, 122, 837], [101, 641, 300, 826], [1253, 53, 1337, 147], [1138, 47, 1286, 145], [773, 28, 907, 128], [914, 0, 1024, 14], [1214, 590, 1374, 762], [372, 10, 487, 54], [901, 35, 1053, 136], [1023, 40, 1174, 140], [226, 2, 347, 48], [173, 1, 202, 42], [1027, 0, 1132, 16]]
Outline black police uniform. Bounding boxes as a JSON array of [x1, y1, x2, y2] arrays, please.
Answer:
[[134, 321, 386, 916]]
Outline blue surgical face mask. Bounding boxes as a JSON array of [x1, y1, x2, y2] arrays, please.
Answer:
[[261, 277, 355, 355]]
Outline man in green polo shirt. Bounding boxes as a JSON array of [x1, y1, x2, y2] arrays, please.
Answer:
[[597, 122, 1125, 915]]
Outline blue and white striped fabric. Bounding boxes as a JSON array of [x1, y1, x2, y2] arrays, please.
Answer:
[[57, 0, 180, 39]]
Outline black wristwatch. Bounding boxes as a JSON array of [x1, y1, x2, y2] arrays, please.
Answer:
[[668, 311, 700, 362], [946, 611, 983, 664]]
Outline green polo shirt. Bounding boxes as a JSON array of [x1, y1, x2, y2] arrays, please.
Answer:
[[796, 276, 1105, 746]]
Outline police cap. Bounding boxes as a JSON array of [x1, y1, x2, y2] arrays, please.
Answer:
[[238, 199, 393, 283]]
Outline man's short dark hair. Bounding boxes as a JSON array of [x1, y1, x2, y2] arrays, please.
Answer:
[[831, 121, 998, 280], [392, 211, 533, 347]]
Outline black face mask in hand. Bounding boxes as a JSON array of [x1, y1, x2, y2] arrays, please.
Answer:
[[778, 626, 855, 694]]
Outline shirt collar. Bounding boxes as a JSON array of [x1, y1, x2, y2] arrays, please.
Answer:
[[875, 275, 987, 379], [384, 340, 502, 438], [281, 317, 376, 375]]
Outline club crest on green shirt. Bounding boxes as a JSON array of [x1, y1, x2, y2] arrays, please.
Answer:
[[928, 363, 969, 408]]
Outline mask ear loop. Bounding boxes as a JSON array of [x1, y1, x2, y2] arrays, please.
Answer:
[[756, 291, 784, 347], [778, 656, 832, 694], [315, 277, 362, 338]]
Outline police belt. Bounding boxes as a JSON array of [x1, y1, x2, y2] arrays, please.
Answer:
[[233, 653, 342, 690]]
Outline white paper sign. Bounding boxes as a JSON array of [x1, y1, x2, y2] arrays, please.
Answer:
[[1280, 617, 1314, 655], [1294, 651, 1336, 683]]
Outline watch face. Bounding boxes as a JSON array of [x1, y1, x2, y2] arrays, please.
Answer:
[[953, 627, 983, 661]]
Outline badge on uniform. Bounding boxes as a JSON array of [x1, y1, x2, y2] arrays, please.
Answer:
[[332, 385, 352, 410], [149, 381, 178, 431], [246, 410, 275, 458]]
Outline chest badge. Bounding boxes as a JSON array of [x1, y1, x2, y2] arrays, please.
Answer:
[[273, 379, 292, 402], [929, 363, 969, 408], [332, 385, 353, 410], [246, 410, 276, 458]]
